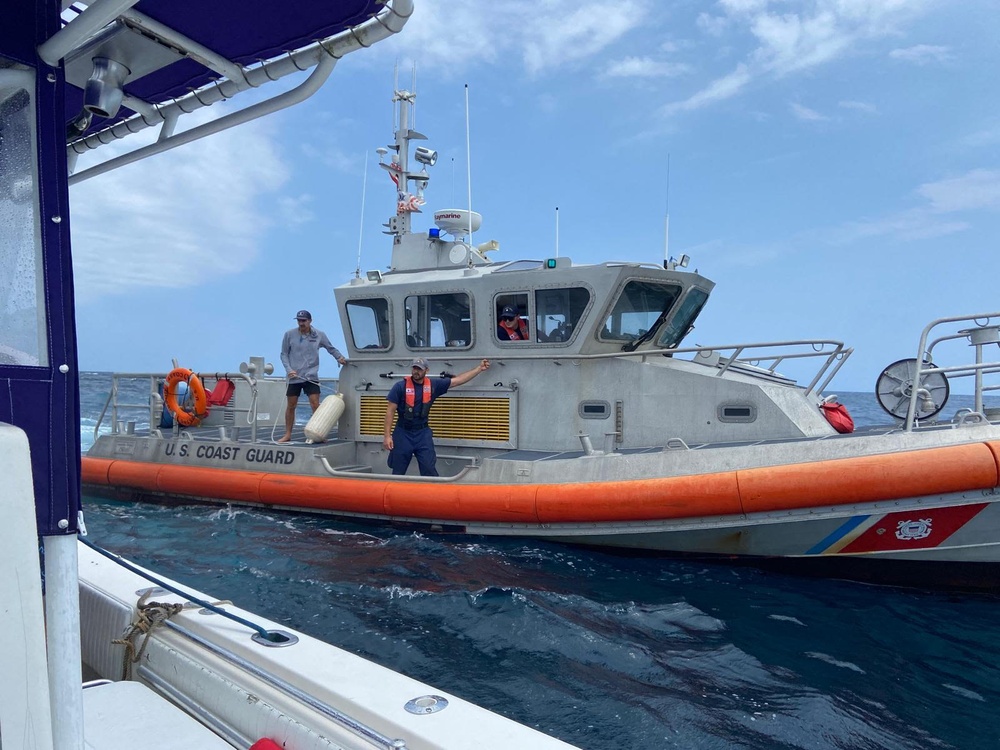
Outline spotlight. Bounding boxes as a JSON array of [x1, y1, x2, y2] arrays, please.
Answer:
[[414, 146, 438, 166], [366, 270, 383, 283], [83, 57, 130, 118]]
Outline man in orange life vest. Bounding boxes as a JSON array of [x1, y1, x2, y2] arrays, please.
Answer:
[[497, 305, 529, 341], [383, 357, 490, 476]]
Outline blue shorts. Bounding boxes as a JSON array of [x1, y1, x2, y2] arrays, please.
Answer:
[[286, 381, 320, 397]]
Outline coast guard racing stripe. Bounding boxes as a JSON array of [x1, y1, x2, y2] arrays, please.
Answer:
[[805, 503, 988, 555]]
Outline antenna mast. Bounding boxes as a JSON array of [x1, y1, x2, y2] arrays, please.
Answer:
[[555, 206, 560, 258], [663, 154, 671, 269], [355, 152, 368, 278], [465, 83, 473, 243], [379, 65, 429, 240]]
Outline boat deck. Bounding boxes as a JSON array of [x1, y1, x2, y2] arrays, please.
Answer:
[[122, 421, 935, 461]]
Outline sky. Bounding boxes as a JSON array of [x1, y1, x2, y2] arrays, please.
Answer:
[[69, 0, 1000, 393]]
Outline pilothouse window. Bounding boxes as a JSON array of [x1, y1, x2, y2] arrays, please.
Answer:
[[658, 288, 709, 349], [600, 281, 681, 343], [495, 293, 530, 343], [405, 292, 472, 349], [535, 287, 590, 343], [345, 298, 391, 350]]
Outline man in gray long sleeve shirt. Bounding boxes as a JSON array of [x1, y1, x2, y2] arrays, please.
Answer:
[[278, 309, 346, 443]]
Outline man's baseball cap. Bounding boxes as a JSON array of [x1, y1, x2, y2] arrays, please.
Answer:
[[295, 310, 312, 320], [500, 305, 516, 319], [411, 358, 429, 371]]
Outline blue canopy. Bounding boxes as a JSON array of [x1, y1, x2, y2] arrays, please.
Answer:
[[0, 0, 404, 536]]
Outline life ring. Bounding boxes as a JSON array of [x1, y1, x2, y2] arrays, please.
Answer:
[[164, 367, 209, 427]]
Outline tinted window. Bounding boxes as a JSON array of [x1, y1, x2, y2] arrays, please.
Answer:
[[600, 281, 681, 343], [658, 288, 710, 348], [535, 287, 590, 343], [495, 292, 530, 343], [345, 298, 390, 350], [405, 292, 472, 349]]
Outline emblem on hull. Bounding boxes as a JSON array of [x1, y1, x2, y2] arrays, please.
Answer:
[[895, 518, 932, 541]]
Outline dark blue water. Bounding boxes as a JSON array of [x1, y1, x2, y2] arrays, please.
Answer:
[[79, 374, 1000, 749]]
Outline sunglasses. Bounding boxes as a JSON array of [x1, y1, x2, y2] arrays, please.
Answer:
[[501, 316, 515, 321]]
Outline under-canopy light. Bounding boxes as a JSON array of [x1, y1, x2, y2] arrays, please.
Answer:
[[83, 57, 130, 118]]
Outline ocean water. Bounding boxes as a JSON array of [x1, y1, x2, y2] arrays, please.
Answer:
[[78, 374, 1000, 749]]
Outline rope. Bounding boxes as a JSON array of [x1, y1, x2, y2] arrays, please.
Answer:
[[80, 537, 280, 643], [269, 375, 336, 443], [112, 591, 235, 679], [112, 590, 184, 679]]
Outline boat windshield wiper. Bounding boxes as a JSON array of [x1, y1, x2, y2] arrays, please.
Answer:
[[622, 305, 672, 352]]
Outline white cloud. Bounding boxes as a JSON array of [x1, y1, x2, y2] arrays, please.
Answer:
[[838, 209, 969, 242], [839, 100, 877, 114], [277, 194, 315, 227], [960, 125, 1000, 150], [70, 112, 289, 301], [917, 169, 1000, 213], [378, 0, 649, 76], [602, 56, 691, 79], [663, 64, 752, 115], [790, 102, 827, 121], [664, 0, 930, 115], [834, 169, 1000, 243], [889, 44, 952, 65], [522, 2, 647, 74]]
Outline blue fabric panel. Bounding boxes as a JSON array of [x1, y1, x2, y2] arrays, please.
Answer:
[[0, 0, 82, 536]]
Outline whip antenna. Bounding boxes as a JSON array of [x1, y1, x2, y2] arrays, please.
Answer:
[[355, 151, 369, 278], [465, 83, 473, 243], [555, 206, 560, 258], [663, 153, 671, 268]]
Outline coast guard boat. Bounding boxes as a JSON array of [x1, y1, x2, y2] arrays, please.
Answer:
[[82, 84, 1000, 592], [1, 1, 577, 748]]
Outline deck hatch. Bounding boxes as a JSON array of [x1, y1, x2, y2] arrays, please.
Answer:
[[358, 393, 513, 445]]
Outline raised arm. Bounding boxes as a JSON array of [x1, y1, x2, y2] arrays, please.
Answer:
[[449, 359, 490, 388]]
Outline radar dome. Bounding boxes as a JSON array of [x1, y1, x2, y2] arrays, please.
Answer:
[[433, 209, 482, 237]]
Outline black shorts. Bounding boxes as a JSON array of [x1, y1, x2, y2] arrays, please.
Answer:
[[286, 381, 320, 397]]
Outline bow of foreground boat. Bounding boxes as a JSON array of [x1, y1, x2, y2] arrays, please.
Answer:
[[76, 538, 579, 749]]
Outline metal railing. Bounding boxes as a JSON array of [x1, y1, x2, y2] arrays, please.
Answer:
[[905, 312, 1000, 432], [92, 371, 339, 444]]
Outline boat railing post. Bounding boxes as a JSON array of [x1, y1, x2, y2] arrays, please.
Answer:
[[110, 375, 119, 433], [43, 533, 84, 750]]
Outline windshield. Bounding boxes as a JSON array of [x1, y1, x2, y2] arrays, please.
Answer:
[[600, 281, 681, 343], [658, 288, 709, 348]]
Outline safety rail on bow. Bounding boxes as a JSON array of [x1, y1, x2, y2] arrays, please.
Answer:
[[903, 312, 1000, 432]]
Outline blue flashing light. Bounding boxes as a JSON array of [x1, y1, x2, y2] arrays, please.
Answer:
[[428, 227, 441, 239], [545, 258, 557, 269]]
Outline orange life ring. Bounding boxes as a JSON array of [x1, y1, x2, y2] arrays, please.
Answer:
[[164, 367, 209, 427]]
